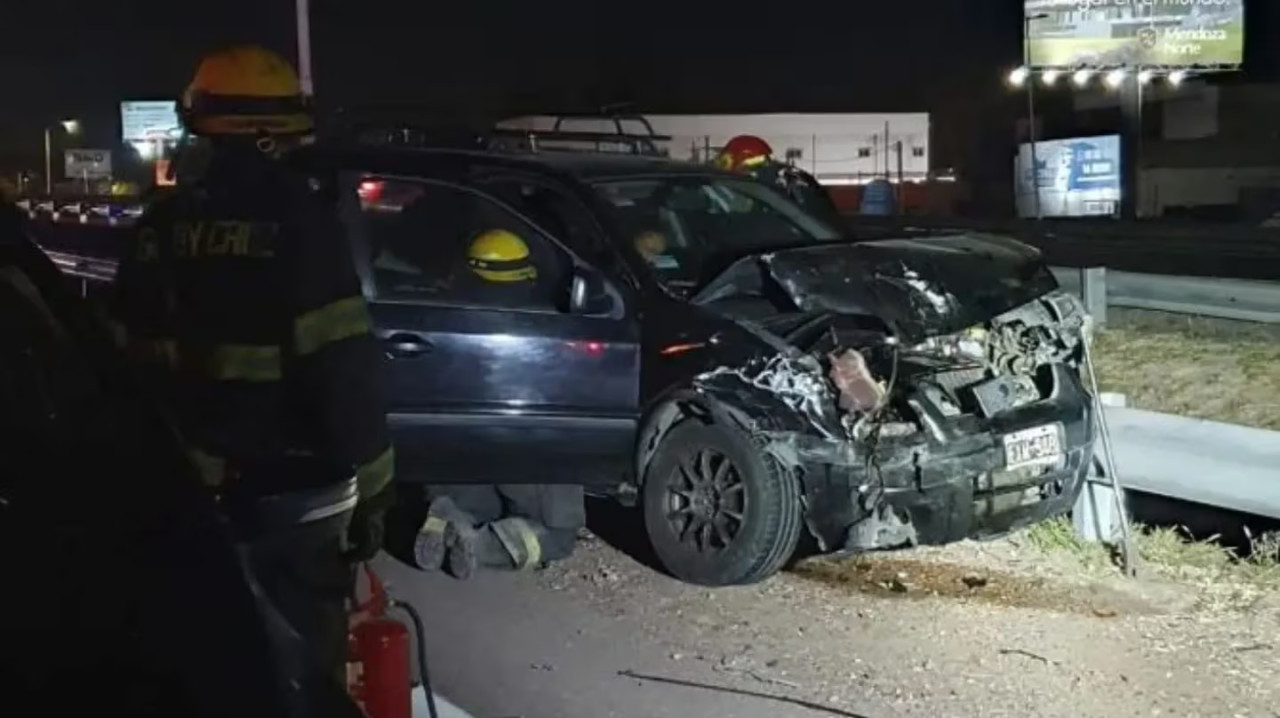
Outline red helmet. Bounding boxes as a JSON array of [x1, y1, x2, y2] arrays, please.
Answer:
[[716, 135, 773, 172]]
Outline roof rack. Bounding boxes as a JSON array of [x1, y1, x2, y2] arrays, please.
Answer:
[[488, 127, 671, 157], [338, 107, 673, 158]]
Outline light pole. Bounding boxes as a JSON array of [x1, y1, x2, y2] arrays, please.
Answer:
[[1023, 12, 1049, 219], [43, 119, 80, 195], [296, 0, 314, 97]]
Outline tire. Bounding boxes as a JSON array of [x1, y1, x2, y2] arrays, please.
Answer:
[[642, 419, 803, 586]]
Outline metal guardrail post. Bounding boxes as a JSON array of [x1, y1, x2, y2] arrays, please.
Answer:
[[1074, 393, 1127, 544], [1081, 267, 1107, 328]]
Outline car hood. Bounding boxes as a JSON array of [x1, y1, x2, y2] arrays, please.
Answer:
[[693, 233, 1060, 343]]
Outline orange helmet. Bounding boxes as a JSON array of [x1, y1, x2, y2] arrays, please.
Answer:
[[181, 45, 313, 137], [715, 135, 773, 172]]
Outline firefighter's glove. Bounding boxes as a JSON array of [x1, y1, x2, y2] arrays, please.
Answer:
[[346, 482, 397, 562]]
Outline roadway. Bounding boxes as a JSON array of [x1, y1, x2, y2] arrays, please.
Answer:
[[378, 527, 1280, 718], [375, 555, 830, 718]]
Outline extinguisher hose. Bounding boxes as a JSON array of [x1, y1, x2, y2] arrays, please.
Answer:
[[390, 599, 440, 718]]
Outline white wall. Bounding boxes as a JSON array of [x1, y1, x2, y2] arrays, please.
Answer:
[[497, 113, 931, 184]]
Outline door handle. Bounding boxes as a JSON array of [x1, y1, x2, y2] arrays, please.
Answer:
[[383, 332, 433, 358]]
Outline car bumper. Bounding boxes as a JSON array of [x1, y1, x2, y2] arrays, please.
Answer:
[[779, 363, 1096, 553]]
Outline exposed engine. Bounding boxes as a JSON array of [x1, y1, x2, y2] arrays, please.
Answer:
[[833, 290, 1087, 432], [696, 290, 1089, 442]]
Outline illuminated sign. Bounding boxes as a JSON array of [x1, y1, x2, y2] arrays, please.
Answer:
[[64, 149, 112, 179], [1015, 134, 1121, 218], [121, 100, 182, 142], [1024, 0, 1244, 69]]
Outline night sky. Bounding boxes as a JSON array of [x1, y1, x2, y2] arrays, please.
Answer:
[[1, 1, 1275, 171]]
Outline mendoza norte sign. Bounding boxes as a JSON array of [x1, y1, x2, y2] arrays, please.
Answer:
[[1024, 0, 1244, 68], [64, 149, 112, 179]]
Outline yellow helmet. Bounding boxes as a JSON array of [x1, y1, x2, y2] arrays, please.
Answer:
[[466, 229, 537, 283], [181, 45, 313, 137]]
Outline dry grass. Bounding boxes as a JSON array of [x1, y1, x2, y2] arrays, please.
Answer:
[[1091, 309, 1280, 430], [1026, 516, 1280, 610]]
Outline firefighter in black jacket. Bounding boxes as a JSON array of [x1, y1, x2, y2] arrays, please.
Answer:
[[715, 134, 844, 229], [108, 46, 394, 685]]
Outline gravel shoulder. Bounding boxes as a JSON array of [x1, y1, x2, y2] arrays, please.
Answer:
[[522, 531, 1280, 718]]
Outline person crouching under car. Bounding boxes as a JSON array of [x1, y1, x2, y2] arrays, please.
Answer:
[[392, 228, 587, 579]]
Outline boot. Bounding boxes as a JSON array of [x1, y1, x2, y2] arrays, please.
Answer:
[[486, 517, 547, 571], [413, 497, 478, 579]]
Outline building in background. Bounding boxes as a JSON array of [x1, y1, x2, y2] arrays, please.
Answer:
[[499, 113, 960, 215], [499, 113, 932, 184], [1069, 81, 1280, 220]]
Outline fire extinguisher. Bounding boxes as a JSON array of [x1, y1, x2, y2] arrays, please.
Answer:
[[348, 563, 439, 718]]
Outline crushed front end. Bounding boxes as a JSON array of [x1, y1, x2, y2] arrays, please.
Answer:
[[695, 289, 1096, 555]]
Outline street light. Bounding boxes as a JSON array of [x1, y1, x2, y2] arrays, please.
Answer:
[[1168, 70, 1188, 87], [1042, 70, 1060, 85], [43, 118, 81, 195], [1073, 69, 1093, 87], [1104, 69, 1127, 89], [1023, 11, 1049, 220]]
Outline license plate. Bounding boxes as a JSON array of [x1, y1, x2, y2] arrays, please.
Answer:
[[1002, 424, 1064, 470]]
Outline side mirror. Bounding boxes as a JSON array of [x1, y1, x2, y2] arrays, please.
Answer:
[[569, 268, 615, 316]]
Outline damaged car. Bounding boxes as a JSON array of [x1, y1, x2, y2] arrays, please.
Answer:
[[596, 176, 1095, 586], [219, 143, 1099, 587]]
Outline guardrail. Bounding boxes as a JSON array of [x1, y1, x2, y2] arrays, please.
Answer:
[[16, 198, 144, 228], [1051, 266, 1280, 325], [1076, 404, 1280, 544], [43, 250, 118, 297]]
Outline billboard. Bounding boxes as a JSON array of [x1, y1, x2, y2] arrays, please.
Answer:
[[1024, 0, 1244, 68], [121, 100, 182, 142], [1015, 135, 1121, 218], [64, 149, 112, 179]]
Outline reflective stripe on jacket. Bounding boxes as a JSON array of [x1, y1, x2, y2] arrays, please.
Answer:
[[109, 147, 393, 498]]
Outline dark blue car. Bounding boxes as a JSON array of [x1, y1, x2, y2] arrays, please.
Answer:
[[66, 143, 1099, 587]]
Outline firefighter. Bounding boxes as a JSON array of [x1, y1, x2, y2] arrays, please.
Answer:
[[107, 45, 394, 687], [715, 134, 844, 228], [408, 230, 586, 580]]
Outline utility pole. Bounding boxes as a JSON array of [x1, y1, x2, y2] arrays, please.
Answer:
[[1025, 12, 1048, 220], [296, 0, 314, 97], [44, 128, 52, 195], [1119, 72, 1144, 220]]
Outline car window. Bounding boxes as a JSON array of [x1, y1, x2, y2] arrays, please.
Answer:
[[356, 177, 569, 311], [472, 176, 604, 256], [591, 175, 841, 291]]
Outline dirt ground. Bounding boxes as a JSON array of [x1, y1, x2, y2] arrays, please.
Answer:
[[538, 527, 1280, 718], [1092, 309, 1280, 430]]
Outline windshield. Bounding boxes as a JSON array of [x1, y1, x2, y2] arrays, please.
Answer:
[[591, 175, 842, 291]]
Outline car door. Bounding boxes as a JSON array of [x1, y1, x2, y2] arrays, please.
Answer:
[[339, 170, 641, 487]]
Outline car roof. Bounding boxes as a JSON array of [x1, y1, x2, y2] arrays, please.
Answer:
[[292, 144, 731, 183]]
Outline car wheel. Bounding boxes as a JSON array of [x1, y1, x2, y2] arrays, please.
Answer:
[[642, 419, 803, 586]]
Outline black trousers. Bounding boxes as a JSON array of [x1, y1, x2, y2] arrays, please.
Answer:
[[239, 515, 353, 688]]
